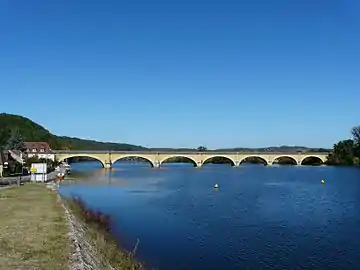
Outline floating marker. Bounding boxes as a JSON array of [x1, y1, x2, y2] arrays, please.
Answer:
[[321, 179, 325, 184], [214, 183, 219, 189]]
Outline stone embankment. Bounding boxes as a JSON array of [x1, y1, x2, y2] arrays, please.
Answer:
[[46, 182, 101, 270]]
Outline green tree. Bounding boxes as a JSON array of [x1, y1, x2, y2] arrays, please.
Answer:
[[5, 129, 26, 152], [351, 126, 360, 157], [197, 146, 207, 152], [25, 156, 41, 167], [353, 157, 360, 166], [0, 128, 11, 149], [326, 125, 360, 166], [351, 126, 360, 144], [327, 139, 356, 165]]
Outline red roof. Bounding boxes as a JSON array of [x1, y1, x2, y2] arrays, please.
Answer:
[[24, 142, 52, 153]]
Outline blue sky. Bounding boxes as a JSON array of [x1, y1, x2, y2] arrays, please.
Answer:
[[0, 0, 359, 149]]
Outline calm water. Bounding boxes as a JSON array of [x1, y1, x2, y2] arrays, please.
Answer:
[[59, 162, 360, 270]]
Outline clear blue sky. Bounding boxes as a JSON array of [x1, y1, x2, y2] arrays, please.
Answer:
[[1, 0, 359, 149]]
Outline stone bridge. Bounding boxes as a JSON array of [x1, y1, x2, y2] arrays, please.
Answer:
[[54, 151, 329, 169]]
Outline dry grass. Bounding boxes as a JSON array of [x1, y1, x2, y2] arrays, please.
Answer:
[[0, 184, 69, 270], [66, 198, 144, 270]]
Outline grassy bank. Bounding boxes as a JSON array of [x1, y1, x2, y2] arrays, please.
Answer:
[[66, 198, 144, 270], [0, 184, 69, 269]]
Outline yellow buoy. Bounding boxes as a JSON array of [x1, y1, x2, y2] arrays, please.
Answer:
[[321, 179, 325, 184], [214, 184, 219, 189]]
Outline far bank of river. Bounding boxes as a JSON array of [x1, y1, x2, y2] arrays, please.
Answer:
[[60, 161, 360, 269]]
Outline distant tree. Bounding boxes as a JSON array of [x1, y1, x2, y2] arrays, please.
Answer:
[[5, 129, 26, 152], [351, 126, 360, 157], [353, 157, 360, 166], [351, 126, 360, 144], [197, 146, 207, 152], [0, 128, 11, 149], [25, 156, 41, 167], [326, 139, 355, 165]]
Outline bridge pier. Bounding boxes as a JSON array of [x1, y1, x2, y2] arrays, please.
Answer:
[[153, 161, 160, 168], [104, 162, 112, 169]]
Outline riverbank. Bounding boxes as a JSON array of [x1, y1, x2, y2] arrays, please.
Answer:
[[0, 182, 144, 270], [64, 197, 143, 270], [0, 184, 69, 269]]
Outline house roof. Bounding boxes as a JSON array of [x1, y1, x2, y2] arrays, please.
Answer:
[[24, 142, 52, 153]]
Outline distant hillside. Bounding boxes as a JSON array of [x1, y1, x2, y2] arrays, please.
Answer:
[[0, 113, 147, 151], [0, 113, 329, 152], [151, 146, 330, 153], [212, 146, 331, 153]]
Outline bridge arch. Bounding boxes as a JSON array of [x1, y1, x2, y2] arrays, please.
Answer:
[[111, 155, 155, 167], [160, 155, 198, 167], [273, 155, 298, 165], [57, 154, 106, 168], [202, 155, 236, 166], [240, 155, 268, 165], [300, 155, 324, 166]]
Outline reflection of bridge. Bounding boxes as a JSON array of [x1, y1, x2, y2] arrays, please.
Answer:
[[54, 151, 329, 169]]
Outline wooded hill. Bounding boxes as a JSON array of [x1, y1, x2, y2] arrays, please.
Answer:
[[0, 113, 146, 151], [0, 113, 327, 152]]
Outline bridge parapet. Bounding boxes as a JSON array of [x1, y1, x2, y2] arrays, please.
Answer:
[[54, 150, 330, 155]]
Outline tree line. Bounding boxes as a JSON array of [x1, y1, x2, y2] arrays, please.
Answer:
[[326, 126, 360, 166]]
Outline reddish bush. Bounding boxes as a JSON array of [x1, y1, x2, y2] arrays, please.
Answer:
[[70, 198, 111, 232]]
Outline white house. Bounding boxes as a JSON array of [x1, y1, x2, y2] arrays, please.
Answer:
[[24, 142, 55, 161]]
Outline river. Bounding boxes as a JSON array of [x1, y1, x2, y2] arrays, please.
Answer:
[[59, 161, 360, 270]]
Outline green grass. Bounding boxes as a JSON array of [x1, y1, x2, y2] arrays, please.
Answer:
[[66, 199, 144, 270], [0, 184, 70, 270]]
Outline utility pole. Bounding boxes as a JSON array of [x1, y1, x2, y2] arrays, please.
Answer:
[[17, 152, 23, 186]]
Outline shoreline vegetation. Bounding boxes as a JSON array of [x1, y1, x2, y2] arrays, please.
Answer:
[[65, 197, 144, 270], [325, 126, 360, 166]]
